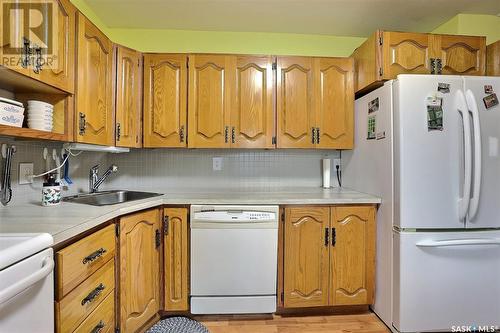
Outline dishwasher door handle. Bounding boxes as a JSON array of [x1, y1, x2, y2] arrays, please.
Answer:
[[0, 256, 54, 305]]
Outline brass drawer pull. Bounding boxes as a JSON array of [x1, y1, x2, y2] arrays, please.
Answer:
[[90, 320, 105, 333], [81, 283, 105, 306], [82, 248, 107, 264]]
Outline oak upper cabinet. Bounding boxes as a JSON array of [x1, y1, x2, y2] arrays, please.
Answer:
[[316, 57, 354, 149], [232, 55, 275, 148], [115, 45, 142, 148], [32, 0, 76, 93], [143, 54, 188, 147], [75, 13, 114, 146], [119, 209, 161, 333], [352, 30, 486, 94], [282, 205, 376, 308], [330, 206, 375, 306], [188, 54, 232, 148], [283, 207, 330, 307], [277, 56, 354, 149], [486, 40, 500, 76], [163, 208, 189, 311], [276, 56, 315, 148], [439, 35, 485, 75]]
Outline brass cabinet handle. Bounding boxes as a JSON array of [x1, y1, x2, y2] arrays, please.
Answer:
[[163, 215, 169, 236], [312, 127, 316, 144], [82, 248, 107, 264], [79, 112, 86, 135], [155, 229, 161, 249], [90, 320, 105, 333], [116, 123, 121, 141], [21, 37, 30, 69], [316, 127, 320, 144], [224, 126, 229, 143], [179, 125, 185, 143], [231, 126, 235, 144], [324, 228, 329, 247], [331, 227, 336, 247], [81, 283, 105, 306]]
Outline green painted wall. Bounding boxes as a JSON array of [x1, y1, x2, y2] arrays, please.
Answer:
[[433, 14, 500, 44], [71, 0, 500, 56]]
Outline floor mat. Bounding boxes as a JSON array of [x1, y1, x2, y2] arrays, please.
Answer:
[[147, 317, 210, 333]]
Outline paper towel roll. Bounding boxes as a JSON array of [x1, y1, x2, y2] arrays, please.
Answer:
[[323, 158, 330, 188]]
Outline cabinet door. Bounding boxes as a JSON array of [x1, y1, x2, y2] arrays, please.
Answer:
[[382, 31, 432, 78], [487, 40, 500, 76], [0, 0, 30, 77], [315, 57, 354, 149], [32, 0, 76, 93], [438, 35, 486, 75], [115, 46, 142, 148], [330, 206, 375, 306], [143, 54, 187, 147], [283, 207, 330, 308], [119, 209, 160, 333], [163, 208, 189, 311], [277, 57, 315, 148], [188, 54, 231, 148], [231, 55, 274, 148], [75, 13, 114, 146]]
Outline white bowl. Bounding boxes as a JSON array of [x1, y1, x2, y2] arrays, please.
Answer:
[[27, 107, 53, 114], [28, 124, 53, 132], [28, 119, 52, 125], [28, 116, 53, 122], [27, 100, 53, 109]]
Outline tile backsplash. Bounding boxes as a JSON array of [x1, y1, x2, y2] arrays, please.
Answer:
[[1, 138, 340, 206]]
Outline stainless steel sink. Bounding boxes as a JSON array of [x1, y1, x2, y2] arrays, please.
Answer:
[[63, 190, 162, 206]]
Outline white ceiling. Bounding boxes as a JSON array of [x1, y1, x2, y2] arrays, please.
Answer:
[[84, 0, 500, 37]]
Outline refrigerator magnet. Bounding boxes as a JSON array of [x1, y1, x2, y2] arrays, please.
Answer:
[[368, 97, 379, 113], [484, 85, 494, 94], [483, 93, 499, 110], [367, 115, 376, 140], [437, 83, 450, 94], [427, 97, 443, 131]]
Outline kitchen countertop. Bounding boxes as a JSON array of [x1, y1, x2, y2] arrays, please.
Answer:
[[0, 187, 380, 246]]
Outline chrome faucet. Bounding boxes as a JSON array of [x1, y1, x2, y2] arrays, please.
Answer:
[[89, 164, 118, 193]]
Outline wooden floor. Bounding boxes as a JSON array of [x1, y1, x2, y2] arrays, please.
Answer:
[[195, 312, 390, 333]]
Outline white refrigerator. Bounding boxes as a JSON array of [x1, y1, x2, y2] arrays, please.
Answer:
[[343, 74, 500, 333]]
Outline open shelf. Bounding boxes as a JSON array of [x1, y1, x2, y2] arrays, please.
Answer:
[[0, 125, 68, 141]]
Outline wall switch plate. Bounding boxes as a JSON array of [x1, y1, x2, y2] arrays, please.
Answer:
[[19, 162, 34, 184], [213, 157, 223, 171]]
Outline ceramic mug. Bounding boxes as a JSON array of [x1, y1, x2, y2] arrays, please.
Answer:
[[42, 185, 61, 206]]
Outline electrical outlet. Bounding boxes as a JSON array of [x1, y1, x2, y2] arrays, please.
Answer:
[[212, 157, 223, 171], [19, 162, 34, 184]]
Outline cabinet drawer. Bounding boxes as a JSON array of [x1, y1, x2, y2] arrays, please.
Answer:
[[73, 291, 115, 333], [56, 224, 115, 298], [56, 259, 115, 333]]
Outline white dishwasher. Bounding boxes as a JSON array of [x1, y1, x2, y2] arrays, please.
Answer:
[[190, 205, 279, 314]]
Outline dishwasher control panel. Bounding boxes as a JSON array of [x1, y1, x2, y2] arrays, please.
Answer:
[[191, 205, 279, 223]]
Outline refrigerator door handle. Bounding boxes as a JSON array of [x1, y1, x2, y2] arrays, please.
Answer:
[[456, 89, 472, 221], [465, 89, 482, 221], [416, 238, 500, 247]]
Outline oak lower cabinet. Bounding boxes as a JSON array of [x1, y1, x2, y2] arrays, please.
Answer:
[[277, 57, 354, 149], [282, 205, 376, 308], [162, 208, 189, 311], [143, 54, 188, 147], [54, 224, 116, 333], [75, 13, 114, 145], [487, 40, 500, 76], [115, 45, 142, 147], [352, 30, 486, 94], [119, 209, 161, 333]]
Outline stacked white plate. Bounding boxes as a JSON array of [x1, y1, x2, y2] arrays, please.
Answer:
[[27, 100, 53, 132], [0, 97, 25, 128]]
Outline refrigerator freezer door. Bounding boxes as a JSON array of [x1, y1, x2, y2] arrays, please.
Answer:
[[394, 75, 466, 229], [463, 77, 500, 229], [394, 230, 500, 333]]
